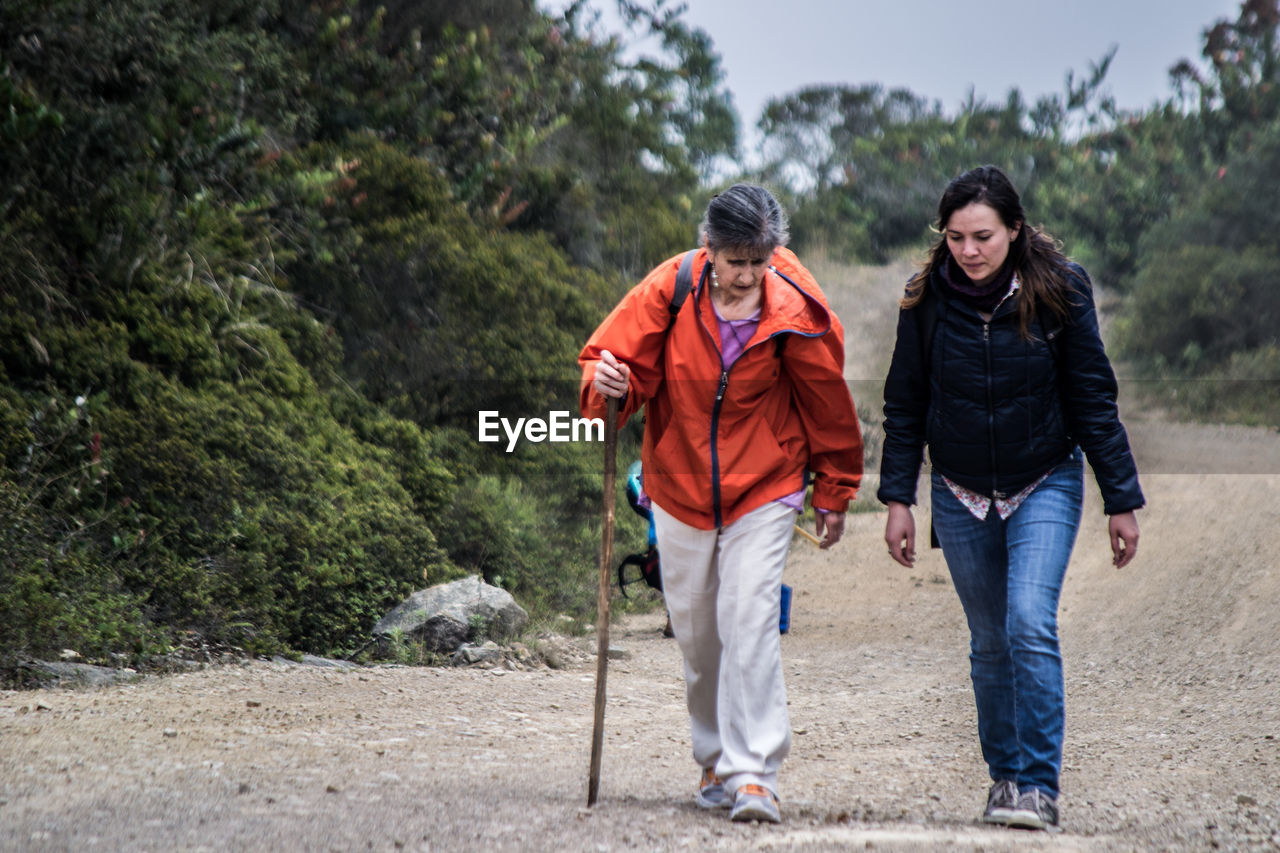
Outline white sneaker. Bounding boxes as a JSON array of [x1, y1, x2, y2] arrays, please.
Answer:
[[729, 784, 780, 823], [694, 768, 730, 809]]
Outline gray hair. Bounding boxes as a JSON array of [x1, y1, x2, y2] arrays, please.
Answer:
[[700, 183, 790, 255]]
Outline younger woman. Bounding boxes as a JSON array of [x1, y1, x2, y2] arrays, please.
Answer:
[[879, 165, 1143, 831]]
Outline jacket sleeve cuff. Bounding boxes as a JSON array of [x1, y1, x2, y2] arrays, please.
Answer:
[[810, 493, 852, 514]]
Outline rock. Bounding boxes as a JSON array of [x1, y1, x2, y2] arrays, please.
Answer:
[[540, 641, 568, 670], [372, 575, 528, 654], [451, 642, 503, 666], [298, 654, 357, 669], [533, 635, 592, 670], [17, 660, 138, 688], [271, 654, 358, 670]]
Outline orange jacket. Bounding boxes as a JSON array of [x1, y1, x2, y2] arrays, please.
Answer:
[[579, 247, 862, 530]]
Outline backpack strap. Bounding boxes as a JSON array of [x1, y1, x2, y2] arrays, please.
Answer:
[[667, 249, 786, 360], [668, 250, 697, 330], [911, 286, 943, 551], [914, 285, 942, 370]]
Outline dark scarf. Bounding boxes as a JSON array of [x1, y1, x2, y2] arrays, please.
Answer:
[[939, 253, 1015, 314]]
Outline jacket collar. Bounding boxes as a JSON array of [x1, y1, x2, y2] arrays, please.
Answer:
[[694, 249, 831, 338], [929, 266, 1020, 321]]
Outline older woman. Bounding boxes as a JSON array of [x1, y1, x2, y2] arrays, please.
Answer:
[[880, 165, 1143, 831], [579, 184, 862, 823]]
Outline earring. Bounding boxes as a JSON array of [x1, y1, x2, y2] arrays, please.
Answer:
[[710, 266, 719, 288]]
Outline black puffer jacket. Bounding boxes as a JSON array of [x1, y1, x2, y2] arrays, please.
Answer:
[[877, 262, 1144, 515]]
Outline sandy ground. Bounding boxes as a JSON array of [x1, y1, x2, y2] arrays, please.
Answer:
[[2, 260, 1278, 852]]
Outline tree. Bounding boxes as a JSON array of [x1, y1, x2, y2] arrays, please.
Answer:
[[1171, 0, 1280, 158], [757, 84, 941, 195], [1117, 117, 1280, 376], [0, 0, 693, 663]]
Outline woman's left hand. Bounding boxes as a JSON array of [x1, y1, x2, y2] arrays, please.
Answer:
[[815, 511, 845, 549], [1108, 511, 1140, 568]]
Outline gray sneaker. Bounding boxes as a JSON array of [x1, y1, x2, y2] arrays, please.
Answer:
[[982, 779, 1019, 825], [729, 784, 781, 823], [695, 768, 731, 809], [1006, 788, 1060, 831]]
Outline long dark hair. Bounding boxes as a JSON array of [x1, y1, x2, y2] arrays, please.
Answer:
[[904, 165, 1073, 338]]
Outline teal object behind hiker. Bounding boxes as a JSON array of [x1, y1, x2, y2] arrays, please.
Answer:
[[625, 460, 656, 548]]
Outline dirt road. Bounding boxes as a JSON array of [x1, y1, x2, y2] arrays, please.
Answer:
[[3, 260, 1278, 851]]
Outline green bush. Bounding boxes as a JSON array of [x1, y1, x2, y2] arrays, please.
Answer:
[[1114, 118, 1280, 424], [0, 0, 730, 665], [0, 391, 161, 665]]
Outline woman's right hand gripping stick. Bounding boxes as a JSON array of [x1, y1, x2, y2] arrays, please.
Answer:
[[592, 350, 631, 400]]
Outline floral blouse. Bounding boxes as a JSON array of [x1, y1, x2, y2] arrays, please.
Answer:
[[941, 470, 1053, 521]]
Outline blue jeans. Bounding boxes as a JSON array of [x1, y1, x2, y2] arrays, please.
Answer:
[[930, 453, 1084, 798]]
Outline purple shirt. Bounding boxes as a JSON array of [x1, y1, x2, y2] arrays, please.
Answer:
[[712, 303, 812, 514]]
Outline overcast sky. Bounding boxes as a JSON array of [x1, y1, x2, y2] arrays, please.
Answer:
[[546, 0, 1240, 148]]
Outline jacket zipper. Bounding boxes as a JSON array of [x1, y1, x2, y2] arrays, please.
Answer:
[[700, 266, 826, 528], [710, 368, 729, 528], [982, 282, 1018, 500], [983, 321, 1000, 498], [695, 288, 733, 529], [707, 333, 797, 527]]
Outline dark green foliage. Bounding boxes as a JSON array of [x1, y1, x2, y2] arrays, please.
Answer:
[[0, 246, 459, 660], [0, 390, 161, 662], [279, 135, 616, 429], [269, 136, 628, 627], [1113, 118, 1280, 423], [1, 0, 718, 664], [1100, 2, 1280, 424]]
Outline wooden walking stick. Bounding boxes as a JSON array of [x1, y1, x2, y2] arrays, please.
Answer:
[[793, 523, 823, 546], [587, 396, 619, 807]]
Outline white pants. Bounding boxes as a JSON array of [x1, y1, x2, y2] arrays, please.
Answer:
[[651, 500, 795, 798]]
